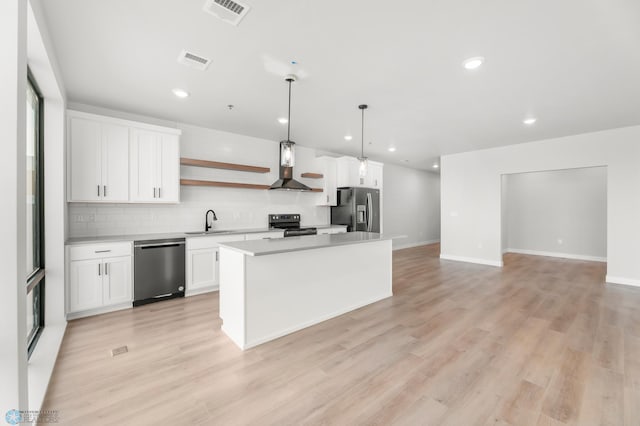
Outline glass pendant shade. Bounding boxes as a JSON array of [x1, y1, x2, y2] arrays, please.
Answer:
[[358, 157, 368, 177], [280, 140, 295, 167]]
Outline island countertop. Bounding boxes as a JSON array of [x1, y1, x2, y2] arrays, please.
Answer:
[[218, 231, 392, 256]]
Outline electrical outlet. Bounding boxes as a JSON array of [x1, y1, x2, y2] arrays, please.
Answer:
[[111, 345, 128, 357]]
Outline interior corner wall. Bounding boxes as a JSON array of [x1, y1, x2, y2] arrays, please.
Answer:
[[383, 163, 440, 249], [504, 167, 607, 261], [0, 0, 28, 412], [440, 125, 640, 286]]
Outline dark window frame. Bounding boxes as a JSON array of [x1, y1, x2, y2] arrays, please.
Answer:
[[26, 69, 45, 358]]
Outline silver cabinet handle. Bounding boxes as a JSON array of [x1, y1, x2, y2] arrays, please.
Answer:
[[104, 185, 107, 197], [105, 262, 108, 275], [366, 193, 373, 232], [95, 249, 111, 253], [158, 187, 161, 198], [98, 263, 101, 276], [153, 187, 157, 198], [97, 185, 101, 197], [216, 251, 219, 261]]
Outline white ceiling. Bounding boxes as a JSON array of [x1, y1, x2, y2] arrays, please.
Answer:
[[39, 0, 640, 170]]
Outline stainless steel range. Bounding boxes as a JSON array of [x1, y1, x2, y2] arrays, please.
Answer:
[[268, 214, 317, 237]]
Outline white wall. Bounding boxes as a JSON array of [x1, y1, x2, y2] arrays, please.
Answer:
[[440, 125, 640, 287], [383, 163, 440, 249], [504, 167, 607, 261]]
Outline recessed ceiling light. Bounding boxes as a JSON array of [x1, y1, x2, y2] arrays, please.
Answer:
[[278, 117, 288, 124], [462, 56, 485, 70], [172, 88, 190, 98], [344, 135, 353, 141], [388, 147, 396, 152], [523, 117, 537, 125], [433, 164, 439, 169]]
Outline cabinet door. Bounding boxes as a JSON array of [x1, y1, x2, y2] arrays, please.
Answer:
[[317, 157, 337, 206], [69, 117, 102, 201], [103, 256, 132, 305], [68, 258, 103, 312], [187, 248, 218, 292], [367, 163, 383, 189], [156, 134, 180, 203], [130, 129, 159, 202], [101, 123, 130, 202]]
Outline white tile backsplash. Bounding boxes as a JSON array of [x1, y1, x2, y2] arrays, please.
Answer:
[[68, 186, 329, 237]]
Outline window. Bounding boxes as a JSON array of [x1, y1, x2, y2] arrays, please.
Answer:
[[26, 71, 45, 357]]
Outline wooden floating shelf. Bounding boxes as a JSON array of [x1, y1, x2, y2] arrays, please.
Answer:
[[180, 179, 270, 190], [180, 157, 270, 174], [301, 172, 324, 179], [181, 178, 323, 193]]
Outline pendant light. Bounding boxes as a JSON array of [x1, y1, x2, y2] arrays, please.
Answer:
[[269, 75, 311, 191], [280, 75, 296, 168], [357, 104, 369, 177]]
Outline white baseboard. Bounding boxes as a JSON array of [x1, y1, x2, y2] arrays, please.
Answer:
[[505, 248, 606, 263], [605, 275, 640, 288], [186, 285, 218, 297], [66, 302, 132, 320], [393, 239, 440, 251], [439, 254, 503, 267]]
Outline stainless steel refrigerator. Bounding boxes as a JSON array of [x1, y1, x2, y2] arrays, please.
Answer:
[[331, 187, 381, 232]]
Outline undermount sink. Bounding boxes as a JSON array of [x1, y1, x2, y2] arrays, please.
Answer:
[[185, 230, 232, 235]]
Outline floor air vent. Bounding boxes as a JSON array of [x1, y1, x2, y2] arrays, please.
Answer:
[[111, 345, 128, 357], [177, 49, 212, 71], [203, 0, 250, 26]]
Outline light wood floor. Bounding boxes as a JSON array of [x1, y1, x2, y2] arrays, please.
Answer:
[[42, 244, 640, 425]]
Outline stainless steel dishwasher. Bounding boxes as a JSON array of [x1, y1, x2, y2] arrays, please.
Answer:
[[133, 238, 185, 306]]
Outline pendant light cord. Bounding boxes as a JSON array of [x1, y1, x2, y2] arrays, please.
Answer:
[[287, 79, 292, 141], [361, 106, 365, 158]]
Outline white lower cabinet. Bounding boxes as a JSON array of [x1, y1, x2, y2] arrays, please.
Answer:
[[186, 234, 246, 296], [317, 227, 347, 235], [186, 231, 285, 296], [67, 242, 133, 319], [244, 231, 284, 240]]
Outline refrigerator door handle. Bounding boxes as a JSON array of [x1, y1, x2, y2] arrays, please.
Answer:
[[366, 193, 373, 232]]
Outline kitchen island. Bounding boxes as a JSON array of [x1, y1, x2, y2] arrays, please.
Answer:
[[218, 232, 393, 350]]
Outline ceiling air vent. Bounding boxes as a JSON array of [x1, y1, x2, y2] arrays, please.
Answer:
[[177, 49, 212, 71], [203, 0, 250, 26]]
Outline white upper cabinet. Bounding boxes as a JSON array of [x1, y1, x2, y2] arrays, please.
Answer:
[[336, 156, 384, 189], [67, 110, 181, 204], [68, 115, 129, 202], [130, 129, 180, 203], [316, 156, 338, 206]]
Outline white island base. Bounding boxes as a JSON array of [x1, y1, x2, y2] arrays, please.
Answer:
[[218, 233, 393, 350]]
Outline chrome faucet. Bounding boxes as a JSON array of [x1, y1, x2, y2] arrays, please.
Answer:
[[205, 209, 218, 232]]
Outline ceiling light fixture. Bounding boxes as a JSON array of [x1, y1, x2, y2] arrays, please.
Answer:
[[523, 117, 537, 125], [344, 135, 353, 141], [358, 104, 369, 177], [278, 117, 288, 124], [433, 164, 439, 169], [388, 147, 396, 152], [462, 56, 485, 70], [172, 88, 190, 98]]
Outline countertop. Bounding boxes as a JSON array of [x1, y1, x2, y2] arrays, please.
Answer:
[[218, 231, 393, 256], [65, 224, 348, 245]]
